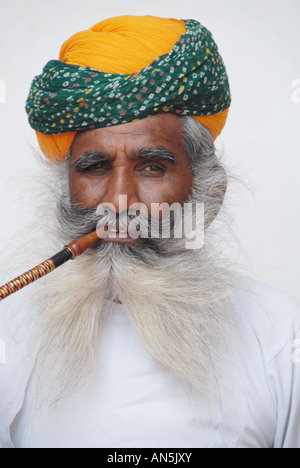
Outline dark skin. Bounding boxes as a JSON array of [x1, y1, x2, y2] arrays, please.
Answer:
[[69, 114, 194, 207], [69, 114, 195, 243]]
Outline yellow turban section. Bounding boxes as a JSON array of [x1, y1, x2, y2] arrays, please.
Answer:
[[36, 15, 229, 160]]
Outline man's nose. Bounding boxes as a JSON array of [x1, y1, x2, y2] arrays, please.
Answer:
[[103, 168, 140, 212]]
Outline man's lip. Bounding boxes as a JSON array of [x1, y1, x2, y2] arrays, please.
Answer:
[[101, 234, 137, 244], [100, 227, 136, 242], [102, 223, 128, 232], [107, 229, 128, 235], [108, 229, 128, 234]]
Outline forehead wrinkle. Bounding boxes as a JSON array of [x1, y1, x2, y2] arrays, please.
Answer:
[[72, 144, 178, 165]]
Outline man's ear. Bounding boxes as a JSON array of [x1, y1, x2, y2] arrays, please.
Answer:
[[205, 166, 227, 229]]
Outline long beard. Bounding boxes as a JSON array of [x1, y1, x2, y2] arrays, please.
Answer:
[[9, 158, 242, 406]]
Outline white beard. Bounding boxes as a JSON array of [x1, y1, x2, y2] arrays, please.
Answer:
[[29, 239, 240, 407], [1, 155, 244, 406]]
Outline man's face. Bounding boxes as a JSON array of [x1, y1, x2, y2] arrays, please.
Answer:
[[36, 115, 229, 403], [69, 114, 194, 242]]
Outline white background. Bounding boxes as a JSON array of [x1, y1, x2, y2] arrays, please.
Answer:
[[0, 0, 299, 300]]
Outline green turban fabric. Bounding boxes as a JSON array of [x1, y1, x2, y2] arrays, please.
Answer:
[[26, 19, 231, 136]]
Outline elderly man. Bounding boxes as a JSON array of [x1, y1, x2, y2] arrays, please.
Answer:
[[0, 15, 300, 449]]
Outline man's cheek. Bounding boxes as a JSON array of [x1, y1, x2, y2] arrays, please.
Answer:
[[138, 183, 184, 207], [69, 177, 103, 208]]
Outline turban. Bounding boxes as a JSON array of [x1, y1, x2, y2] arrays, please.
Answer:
[[26, 16, 231, 160]]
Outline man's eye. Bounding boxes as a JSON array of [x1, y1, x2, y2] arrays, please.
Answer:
[[143, 165, 165, 174], [93, 164, 110, 171], [77, 164, 110, 173]]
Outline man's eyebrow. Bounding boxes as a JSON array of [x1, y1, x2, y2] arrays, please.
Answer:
[[135, 147, 177, 165], [70, 146, 177, 170], [71, 151, 110, 170]]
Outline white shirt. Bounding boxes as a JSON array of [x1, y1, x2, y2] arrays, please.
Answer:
[[1, 275, 300, 448]]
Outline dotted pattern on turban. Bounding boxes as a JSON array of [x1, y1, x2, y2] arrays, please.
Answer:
[[25, 16, 231, 160]]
